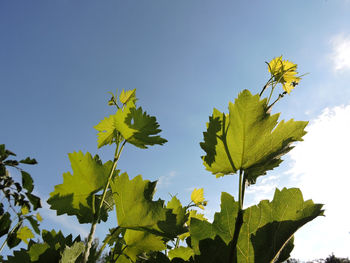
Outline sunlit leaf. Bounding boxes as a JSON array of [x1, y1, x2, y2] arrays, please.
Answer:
[[119, 89, 136, 104], [95, 100, 167, 149], [59, 242, 85, 263], [168, 246, 194, 261], [191, 188, 205, 209], [201, 90, 307, 184], [17, 226, 34, 244], [47, 151, 113, 223], [111, 173, 166, 228]]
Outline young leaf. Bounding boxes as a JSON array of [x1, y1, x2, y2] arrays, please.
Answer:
[[119, 89, 136, 104], [47, 151, 113, 223], [95, 100, 167, 149], [17, 226, 34, 244], [201, 90, 307, 184], [191, 188, 205, 209]]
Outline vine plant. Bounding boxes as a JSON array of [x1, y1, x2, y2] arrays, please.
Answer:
[[3, 56, 324, 263]]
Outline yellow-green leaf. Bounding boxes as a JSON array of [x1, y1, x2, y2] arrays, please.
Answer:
[[119, 89, 136, 104], [17, 226, 34, 244], [200, 90, 307, 184]]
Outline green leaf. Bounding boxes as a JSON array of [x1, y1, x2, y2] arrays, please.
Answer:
[[7, 223, 22, 249], [95, 100, 167, 149], [168, 246, 194, 261], [59, 242, 85, 263], [190, 188, 322, 262], [121, 106, 167, 149], [25, 215, 41, 234], [94, 114, 120, 148], [47, 151, 113, 223], [190, 192, 238, 253], [26, 192, 41, 210], [17, 226, 34, 244], [235, 188, 323, 262], [123, 229, 166, 261], [28, 243, 50, 261], [166, 196, 188, 229], [201, 90, 307, 183], [0, 212, 11, 237], [21, 170, 34, 193], [275, 236, 294, 263], [110, 173, 166, 229], [19, 157, 38, 165], [119, 89, 136, 104], [194, 236, 230, 263]]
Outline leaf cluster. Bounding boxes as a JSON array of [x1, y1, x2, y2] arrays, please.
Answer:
[[0, 145, 42, 253]]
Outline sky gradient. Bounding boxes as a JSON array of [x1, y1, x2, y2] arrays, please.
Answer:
[[1, 0, 350, 260]]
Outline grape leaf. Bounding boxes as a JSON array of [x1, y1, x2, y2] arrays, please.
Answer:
[[110, 173, 166, 229], [0, 212, 11, 237], [190, 188, 322, 262], [168, 246, 194, 261], [236, 188, 323, 262], [95, 100, 167, 149], [123, 229, 166, 261], [119, 89, 136, 104], [59, 242, 85, 263], [201, 90, 307, 184], [189, 192, 238, 253], [17, 226, 34, 244], [47, 151, 113, 223]]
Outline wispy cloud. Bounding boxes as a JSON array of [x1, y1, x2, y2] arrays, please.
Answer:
[[286, 104, 350, 260], [157, 171, 176, 188], [330, 33, 350, 72]]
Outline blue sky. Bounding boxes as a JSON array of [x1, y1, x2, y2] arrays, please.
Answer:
[[1, 0, 350, 260]]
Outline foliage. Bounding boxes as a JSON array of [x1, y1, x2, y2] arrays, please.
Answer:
[[3, 58, 326, 263], [0, 145, 42, 255]]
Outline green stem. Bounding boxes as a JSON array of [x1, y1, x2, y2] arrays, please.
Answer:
[[175, 237, 180, 249], [229, 170, 245, 263], [267, 91, 287, 111], [96, 226, 120, 259], [83, 139, 126, 263]]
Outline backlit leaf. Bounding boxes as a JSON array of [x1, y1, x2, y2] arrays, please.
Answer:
[[201, 90, 307, 184], [59, 242, 85, 263], [110, 173, 166, 229], [119, 89, 136, 104], [168, 246, 194, 261], [95, 100, 167, 149], [17, 226, 34, 244], [47, 151, 113, 223]]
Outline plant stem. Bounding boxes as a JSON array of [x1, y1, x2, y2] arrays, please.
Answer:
[[83, 140, 126, 263], [96, 226, 120, 259]]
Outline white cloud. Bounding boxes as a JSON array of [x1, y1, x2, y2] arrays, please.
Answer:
[[157, 171, 176, 188], [330, 34, 350, 72], [286, 104, 350, 260]]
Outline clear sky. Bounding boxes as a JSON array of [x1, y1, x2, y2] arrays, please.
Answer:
[[1, 0, 350, 261]]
